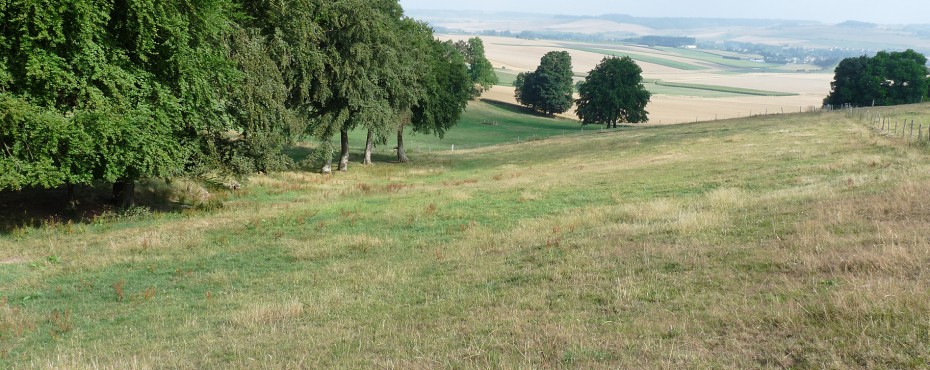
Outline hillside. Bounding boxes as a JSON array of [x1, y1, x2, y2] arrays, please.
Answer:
[[412, 10, 930, 53], [3, 102, 930, 367]]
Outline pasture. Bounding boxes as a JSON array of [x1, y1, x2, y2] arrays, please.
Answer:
[[2, 100, 930, 368]]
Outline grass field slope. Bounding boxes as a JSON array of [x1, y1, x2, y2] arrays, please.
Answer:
[[2, 102, 930, 368]]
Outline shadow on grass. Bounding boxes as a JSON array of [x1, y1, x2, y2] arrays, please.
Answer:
[[0, 182, 187, 234], [283, 145, 316, 164], [283, 144, 411, 170], [479, 98, 555, 118]]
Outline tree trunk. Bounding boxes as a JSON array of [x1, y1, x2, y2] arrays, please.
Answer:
[[397, 127, 409, 163], [363, 129, 374, 165], [321, 159, 332, 174], [112, 180, 136, 209], [66, 182, 77, 212], [339, 130, 349, 171]]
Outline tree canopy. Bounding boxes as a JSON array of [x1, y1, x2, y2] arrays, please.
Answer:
[[393, 23, 472, 163], [453, 37, 498, 98], [514, 51, 574, 115], [825, 49, 929, 107], [1, 0, 474, 199], [411, 40, 472, 139], [575, 57, 651, 128], [0, 0, 239, 199]]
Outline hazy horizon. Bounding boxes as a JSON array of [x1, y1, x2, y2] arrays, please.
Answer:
[[399, 0, 930, 25]]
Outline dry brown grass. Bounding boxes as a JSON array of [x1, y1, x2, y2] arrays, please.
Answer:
[[4, 107, 930, 368]]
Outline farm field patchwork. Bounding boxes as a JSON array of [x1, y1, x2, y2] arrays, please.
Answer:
[[2, 102, 930, 368], [445, 35, 833, 124]]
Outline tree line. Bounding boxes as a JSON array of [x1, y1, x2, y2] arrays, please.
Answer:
[[513, 51, 651, 128], [825, 49, 930, 107], [0, 0, 496, 206]]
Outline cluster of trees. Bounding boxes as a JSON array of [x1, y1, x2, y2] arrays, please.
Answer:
[[513, 52, 651, 127], [824, 49, 930, 107], [513, 51, 575, 116], [0, 0, 493, 206]]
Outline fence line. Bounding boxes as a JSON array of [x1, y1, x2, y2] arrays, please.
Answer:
[[843, 105, 930, 147]]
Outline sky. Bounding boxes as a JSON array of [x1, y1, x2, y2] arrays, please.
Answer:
[[398, 0, 929, 25]]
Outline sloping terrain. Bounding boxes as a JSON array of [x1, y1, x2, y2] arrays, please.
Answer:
[[2, 102, 930, 368]]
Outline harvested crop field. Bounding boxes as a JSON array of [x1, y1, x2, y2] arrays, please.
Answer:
[[446, 35, 834, 124]]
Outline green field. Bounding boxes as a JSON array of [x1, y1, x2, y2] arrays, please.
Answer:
[[654, 81, 799, 97], [656, 47, 784, 69], [495, 68, 799, 98], [644, 82, 755, 98], [331, 99, 583, 157], [494, 69, 519, 87], [560, 45, 708, 71], [3, 102, 930, 368]]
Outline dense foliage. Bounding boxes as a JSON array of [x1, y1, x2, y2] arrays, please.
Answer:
[[1, 0, 473, 201], [576, 57, 651, 128], [453, 37, 498, 98], [514, 51, 574, 115], [411, 40, 472, 139], [824, 49, 929, 107], [0, 0, 238, 197]]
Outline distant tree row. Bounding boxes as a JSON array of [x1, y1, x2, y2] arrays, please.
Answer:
[[513, 52, 650, 127], [825, 49, 930, 107], [624, 36, 696, 48], [0, 1, 494, 206]]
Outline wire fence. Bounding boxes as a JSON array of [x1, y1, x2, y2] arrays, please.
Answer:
[[841, 104, 930, 147]]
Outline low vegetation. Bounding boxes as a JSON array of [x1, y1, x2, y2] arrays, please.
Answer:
[[560, 45, 708, 71], [653, 81, 800, 97], [3, 102, 930, 368]]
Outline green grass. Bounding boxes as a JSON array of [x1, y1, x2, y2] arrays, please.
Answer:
[[328, 100, 583, 158], [494, 69, 518, 87], [644, 82, 753, 98], [654, 81, 799, 97], [3, 103, 930, 368], [656, 47, 784, 69], [559, 45, 708, 71]]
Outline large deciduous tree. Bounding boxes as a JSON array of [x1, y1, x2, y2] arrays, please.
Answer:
[[0, 0, 240, 207], [825, 49, 929, 107], [513, 51, 574, 115], [225, 0, 325, 174], [406, 41, 471, 148], [394, 27, 471, 163], [576, 57, 651, 128], [454, 37, 498, 98], [309, 0, 407, 173]]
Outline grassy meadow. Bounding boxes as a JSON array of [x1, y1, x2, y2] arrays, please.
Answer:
[[559, 45, 708, 71], [2, 101, 930, 368], [653, 81, 799, 97], [334, 99, 583, 158]]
